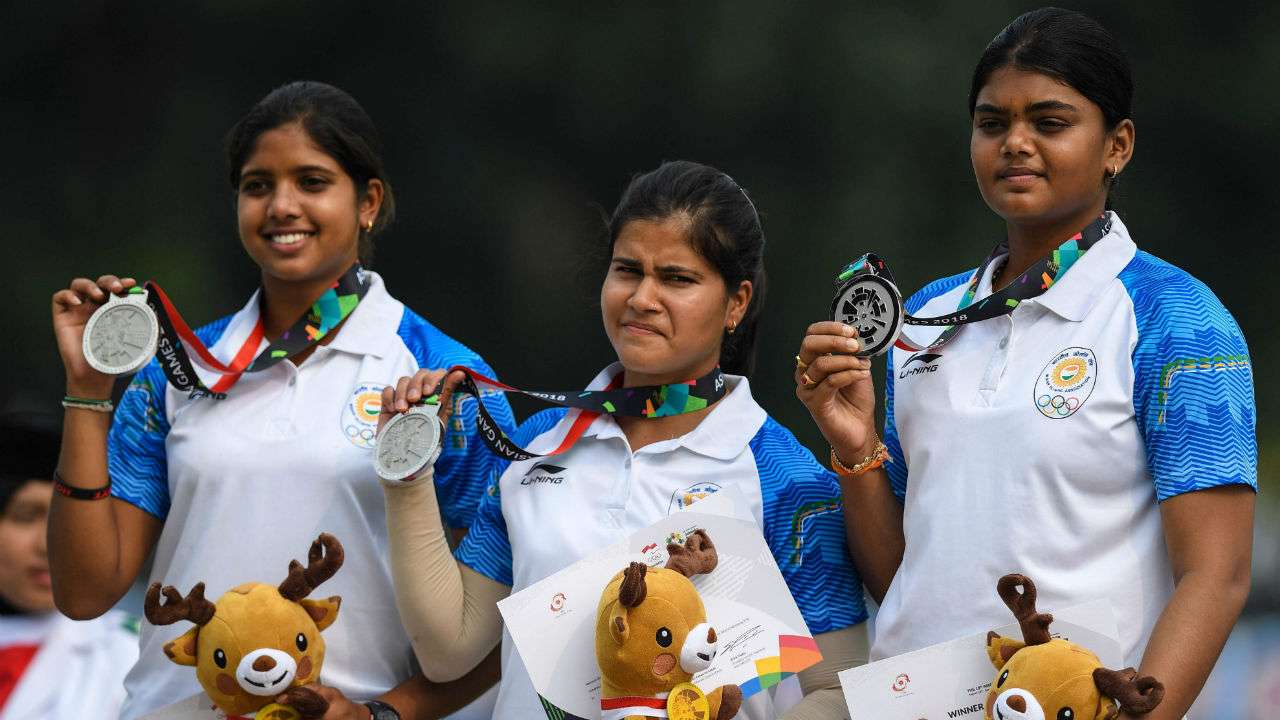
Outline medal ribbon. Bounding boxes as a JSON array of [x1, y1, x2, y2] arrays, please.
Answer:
[[142, 264, 371, 398], [446, 365, 727, 462], [837, 214, 1111, 352]]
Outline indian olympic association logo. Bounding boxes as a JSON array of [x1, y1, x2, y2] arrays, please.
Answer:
[[1033, 347, 1098, 419], [667, 482, 723, 514], [342, 382, 385, 448]]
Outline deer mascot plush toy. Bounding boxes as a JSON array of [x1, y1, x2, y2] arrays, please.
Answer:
[[145, 533, 344, 720], [985, 574, 1165, 720], [595, 529, 742, 720]]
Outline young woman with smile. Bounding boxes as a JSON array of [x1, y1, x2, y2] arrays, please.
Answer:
[[378, 161, 870, 719], [797, 9, 1254, 720], [48, 82, 512, 720]]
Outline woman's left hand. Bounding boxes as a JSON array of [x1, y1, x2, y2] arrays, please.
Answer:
[[275, 684, 373, 720]]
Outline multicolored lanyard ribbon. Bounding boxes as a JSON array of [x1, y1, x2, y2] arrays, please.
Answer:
[[831, 214, 1111, 356], [145, 264, 371, 398], [447, 365, 727, 462]]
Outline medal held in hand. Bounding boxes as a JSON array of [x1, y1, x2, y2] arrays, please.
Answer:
[[82, 287, 160, 375], [831, 214, 1112, 357], [373, 395, 445, 482]]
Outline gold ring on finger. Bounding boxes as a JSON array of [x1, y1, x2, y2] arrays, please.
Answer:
[[795, 354, 808, 371], [802, 372, 817, 387]]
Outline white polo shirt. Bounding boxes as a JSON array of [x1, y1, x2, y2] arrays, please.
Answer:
[[107, 272, 514, 719], [455, 364, 866, 720], [872, 212, 1257, 665]]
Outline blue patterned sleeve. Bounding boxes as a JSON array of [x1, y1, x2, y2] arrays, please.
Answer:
[[1120, 252, 1257, 501], [455, 408, 568, 587], [107, 364, 171, 519], [882, 350, 908, 502], [752, 418, 867, 633]]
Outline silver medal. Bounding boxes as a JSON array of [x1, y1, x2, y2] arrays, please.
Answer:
[[831, 274, 904, 357], [373, 401, 444, 481], [82, 289, 160, 375]]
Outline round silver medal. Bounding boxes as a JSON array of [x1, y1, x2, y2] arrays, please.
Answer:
[[374, 401, 445, 482], [82, 289, 160, 375], [831, 274, 904, 357]]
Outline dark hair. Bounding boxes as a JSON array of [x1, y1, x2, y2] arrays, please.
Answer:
[[969, 8, 1133, 205], [608, 160, 767, 377], [225, 81, 395, 265], [0, 414, 60, 515]]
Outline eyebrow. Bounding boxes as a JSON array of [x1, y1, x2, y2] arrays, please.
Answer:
[[610, 256, 704, 277], [974, 100, 1079, 115], [239, 164, 338, 179]]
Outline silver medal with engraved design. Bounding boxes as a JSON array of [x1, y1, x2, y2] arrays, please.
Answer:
[[374, 400, 445, 481], [82, 289, 160, 375], [830, 274, 903, 357]]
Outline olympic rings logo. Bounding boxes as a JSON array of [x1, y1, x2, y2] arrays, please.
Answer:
[[1037, 394, 1082, 417]]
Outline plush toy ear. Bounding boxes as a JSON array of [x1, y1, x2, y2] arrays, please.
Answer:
[[162, 626, 200, 667], [985, 631, 1024, 669], [608, 605, 630, 645], [299, 596, 342, 631]]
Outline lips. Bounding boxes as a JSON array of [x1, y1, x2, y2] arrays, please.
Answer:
[[622, 321, 663, 337], [263, 230, 317, 247], [998, 166, 1044, 181]]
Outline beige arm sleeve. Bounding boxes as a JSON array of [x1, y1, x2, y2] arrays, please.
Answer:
[[383, 469, 510, 682], [781, 623, 870, 720]]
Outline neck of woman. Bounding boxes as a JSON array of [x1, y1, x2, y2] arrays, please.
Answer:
[[992, 202, 1105, 290]]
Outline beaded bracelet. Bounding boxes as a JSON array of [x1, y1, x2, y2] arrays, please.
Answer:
[[62, 395, 114, 413], [830, 440, 889, 477], [53, 470, 112, 501]]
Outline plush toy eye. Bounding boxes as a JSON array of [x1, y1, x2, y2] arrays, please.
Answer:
[[655, 627, 673, 647], [296, 633, 308, 652], [997, 669, 1008, 688], [1056, 709, 1075, 720], [213, 649, 227, 669]]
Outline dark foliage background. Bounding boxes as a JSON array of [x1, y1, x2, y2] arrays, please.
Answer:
[[2, 2, 1275, 610]]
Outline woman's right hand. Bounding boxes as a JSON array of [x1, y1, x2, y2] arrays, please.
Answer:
[[376, 368, 466, 435], [794, 321, 880, 462], [52, 274, 137, 397]]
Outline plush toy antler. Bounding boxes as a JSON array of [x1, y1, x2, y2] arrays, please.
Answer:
[[996, 573, 1053, 646], [144, 582, 217, 626], [1093, 667, 1165, 714], [664, 529, 719, 577], [279, 533, 345, 601]]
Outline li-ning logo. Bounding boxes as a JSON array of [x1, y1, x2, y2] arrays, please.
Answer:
[[898, 352, 942, 379], [521, 463, 568, 485]]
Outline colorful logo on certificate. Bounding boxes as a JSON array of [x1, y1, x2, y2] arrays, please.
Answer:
[[1033, 347, 1097, 419], [342, 382, 384, 448]]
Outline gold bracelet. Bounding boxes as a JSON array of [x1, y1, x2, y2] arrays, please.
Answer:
[[830, 440, 888, 476]]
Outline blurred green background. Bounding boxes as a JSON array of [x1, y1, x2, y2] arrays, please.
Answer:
[[1, 0, 1274, 678]]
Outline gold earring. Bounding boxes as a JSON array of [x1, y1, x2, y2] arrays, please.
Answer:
[[727, 320, 738, 335], [1107, 165, 1118, 181], [365, 220, 374, 232]]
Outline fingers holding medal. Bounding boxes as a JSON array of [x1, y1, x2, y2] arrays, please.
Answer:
[[374, 368, 453, 483], [54, 274, 156, 382], [794, 321, 871, 394]]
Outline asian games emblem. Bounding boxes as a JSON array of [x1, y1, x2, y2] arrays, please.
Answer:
[[1033, 347, 1097, 419], [342, 382, 385, 448]]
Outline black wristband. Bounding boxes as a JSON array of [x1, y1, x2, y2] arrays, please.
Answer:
[[52, 470, 112, 501], [364, 700, 401, 720]]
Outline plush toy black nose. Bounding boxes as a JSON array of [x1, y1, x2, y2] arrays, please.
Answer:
[[252, 656, 277, 672], [1007, 695, 1026, 713]]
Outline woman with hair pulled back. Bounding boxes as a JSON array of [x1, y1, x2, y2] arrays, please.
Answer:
[[49, 81, 512, 719], [378, 160, 869, 719], [796, 8, 1255, 718]]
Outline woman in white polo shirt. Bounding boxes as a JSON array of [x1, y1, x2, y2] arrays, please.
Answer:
[[795, 9, 1255, 719], [48, 81, 510, 720], [378, 161, 868, 719]]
